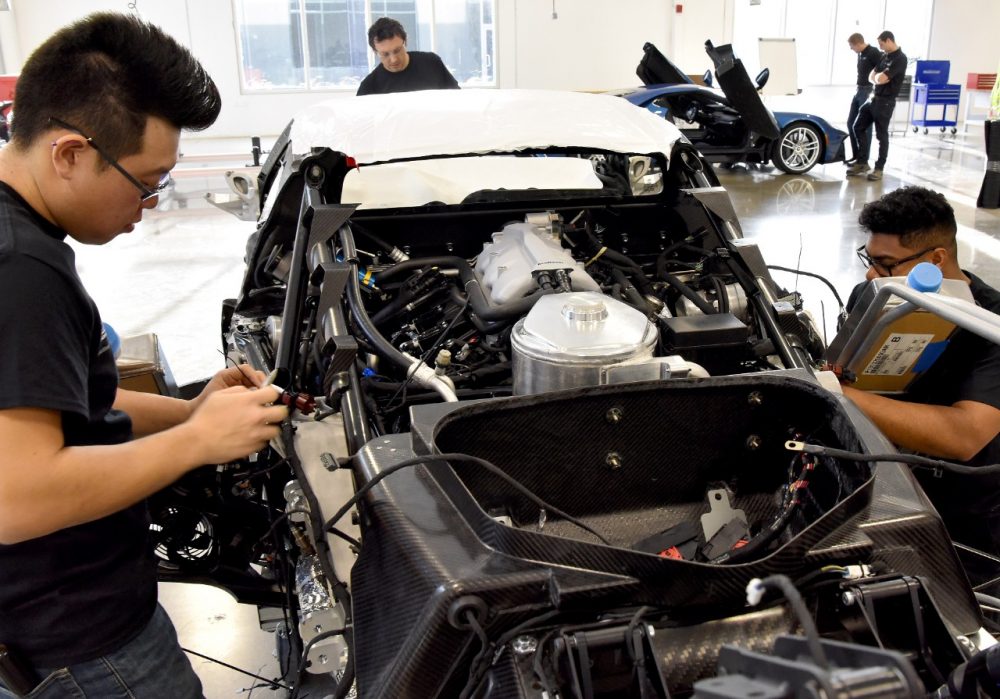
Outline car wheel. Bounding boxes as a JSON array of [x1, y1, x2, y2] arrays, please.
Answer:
[[771, 123, 823, 174]]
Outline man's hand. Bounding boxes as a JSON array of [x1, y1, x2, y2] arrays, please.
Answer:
[[189, 364, 266, 413], [183, 385, 288, 466], [115, 364, 269, 437], [0, 384, 286, 544]]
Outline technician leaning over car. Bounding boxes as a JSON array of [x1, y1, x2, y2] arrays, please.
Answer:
[[0, 13, 286, 699], [846, 30, 907, 181], [357, 16, 460, 96], [841, 187, 1000, 555]]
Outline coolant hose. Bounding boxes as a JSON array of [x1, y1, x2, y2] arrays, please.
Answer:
[[658, 269, 717, 315]]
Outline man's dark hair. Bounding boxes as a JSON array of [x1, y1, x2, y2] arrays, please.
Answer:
[[848, 32, 865, 45], [859, 186, 957, 253], [368, 17, 406, 50], [11, 12, 220, 159], [877, 30, 895, 43]]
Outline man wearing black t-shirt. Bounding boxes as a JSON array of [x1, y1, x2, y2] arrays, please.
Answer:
[[843, 187, 1000, 554], [357, 17, 459, 96], [846, 33, 882, 165], [0, 14, 286, 698], [846, 30, 908, 181]]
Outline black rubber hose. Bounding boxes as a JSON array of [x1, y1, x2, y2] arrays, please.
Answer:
[[376, 256, 469, 284], [448, 288, 510, 334], [339, 226, 412, 369], [597, 248, 655, 297], [610, 267, 651, 314], [659, 269, 716, 315], [370, 284, 446, 326], [381, 256, 555, 321]]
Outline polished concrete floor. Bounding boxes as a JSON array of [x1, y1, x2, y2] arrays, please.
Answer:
[[63, 125, 1000, 697], [720, 128, 1000, 343]]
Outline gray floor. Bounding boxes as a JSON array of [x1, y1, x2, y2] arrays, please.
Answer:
[[67, 125, 1000, 697]]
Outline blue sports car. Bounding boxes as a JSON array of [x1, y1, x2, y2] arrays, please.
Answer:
[[623, 42, 847, 175]]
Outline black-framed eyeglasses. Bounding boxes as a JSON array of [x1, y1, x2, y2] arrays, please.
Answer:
[[49, 117, 171, 202], [855, 244, 938, 277]]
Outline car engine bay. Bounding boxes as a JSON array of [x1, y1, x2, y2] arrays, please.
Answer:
[[149, 96, 1000, 698]]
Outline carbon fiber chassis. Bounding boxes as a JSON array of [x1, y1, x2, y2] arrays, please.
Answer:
[[347, 371, 980, 697]]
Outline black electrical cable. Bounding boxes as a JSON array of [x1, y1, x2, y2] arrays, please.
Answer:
[[232, 457, 291, 480], [281, 423, 355, 699], [287, 627, 348, 699], [753, 574, 829, 670], [532, 628, 561, 699], [261, 487, 295, 682], [325, 452, 610, 546], [459, 609, 561, 699], [383, 298, 469, 412], [327, 524, 361, 550], [788, 441, 1000, 475], [181, 647, 291, 691], [460, 609, 492, 699], [767, 265, 845, 310], [377, 254, 555, 321]]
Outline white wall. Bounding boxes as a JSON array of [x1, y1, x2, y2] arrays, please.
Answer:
[[928, 0, 1000, 118], [499, 0, 670, 91], [670, 0, 732, 79], [8, 0, 670, 140]]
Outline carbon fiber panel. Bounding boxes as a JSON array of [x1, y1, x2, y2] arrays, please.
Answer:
[[651, 607, 794, 687], [349, 373, 984, 697]]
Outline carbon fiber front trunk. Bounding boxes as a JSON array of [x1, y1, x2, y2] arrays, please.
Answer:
[[349, 371, 979, 698]]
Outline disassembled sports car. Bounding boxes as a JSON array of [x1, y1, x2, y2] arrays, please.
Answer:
[[155, 89, 999, 698], [623, 42, 847, 175]]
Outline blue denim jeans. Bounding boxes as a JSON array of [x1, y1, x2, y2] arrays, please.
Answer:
[[0, 604, 203, 698]]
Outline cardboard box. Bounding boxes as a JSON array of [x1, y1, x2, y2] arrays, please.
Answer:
[[116, 333, 178, 397]]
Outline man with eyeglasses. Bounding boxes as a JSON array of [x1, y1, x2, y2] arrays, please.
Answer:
[[842, 186, 1000, 554], [357, 17, 459, 96], [0, 13, 286, 698]]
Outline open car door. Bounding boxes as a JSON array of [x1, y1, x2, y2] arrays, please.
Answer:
[[636, 42, 693, 86], [705, 41, 780, 140]]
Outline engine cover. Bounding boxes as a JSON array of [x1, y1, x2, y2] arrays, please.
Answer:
[[475, 220, 600, 304]]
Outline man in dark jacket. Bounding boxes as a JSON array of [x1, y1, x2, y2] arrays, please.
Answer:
[[846, 30, 908, 181], [846, 33, 882, 165], [357, 17, 459, 96]]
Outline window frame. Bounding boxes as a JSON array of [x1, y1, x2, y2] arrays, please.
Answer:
[[231, 0, 497, 94]]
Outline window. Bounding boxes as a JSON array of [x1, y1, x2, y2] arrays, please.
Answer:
[[731, 0, 933, 87], [233, 0, 496, 92]]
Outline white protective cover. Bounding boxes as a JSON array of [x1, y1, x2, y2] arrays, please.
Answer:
[[340, 155, 603, 209], [289, 88, 682, 164]]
